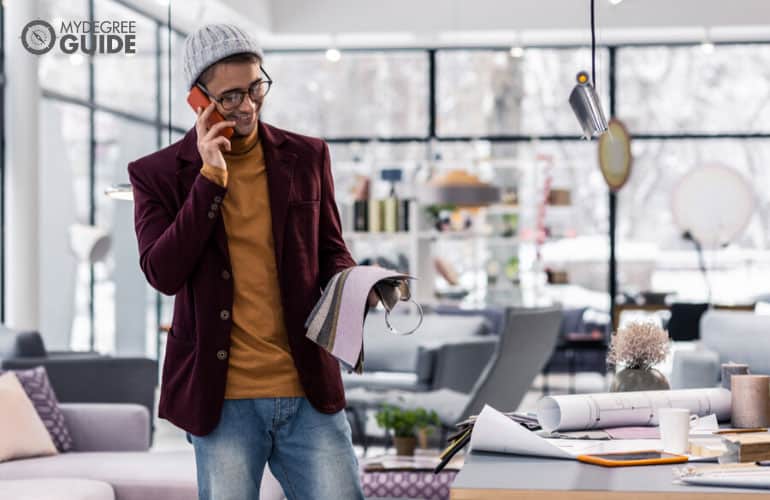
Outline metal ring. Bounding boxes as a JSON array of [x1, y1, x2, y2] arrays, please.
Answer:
[[383, 298, 424, 336]]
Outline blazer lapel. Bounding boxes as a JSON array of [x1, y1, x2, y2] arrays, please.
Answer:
[[259, 121, 296, 274], [175, 127, 230, 260]]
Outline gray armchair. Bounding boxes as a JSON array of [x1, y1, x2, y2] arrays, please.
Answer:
[[346, 307, 563, 447], [342, 312, 495, 393]]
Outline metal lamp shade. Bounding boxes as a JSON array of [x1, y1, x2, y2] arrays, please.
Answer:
[[569, 72, 608, 139]]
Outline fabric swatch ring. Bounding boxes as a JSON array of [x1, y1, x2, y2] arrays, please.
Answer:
[[383, 297, 423, 336]]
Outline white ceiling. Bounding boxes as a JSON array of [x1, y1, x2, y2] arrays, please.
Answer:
[[132, 0, 770, 46], [266, 0, 770, 33]]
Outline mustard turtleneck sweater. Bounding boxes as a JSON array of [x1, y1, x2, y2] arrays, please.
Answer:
[[200, 124, 304, 399]]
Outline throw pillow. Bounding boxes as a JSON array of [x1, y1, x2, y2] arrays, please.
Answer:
[[0, 372, 57, 462], [1, 366, 73, 451]]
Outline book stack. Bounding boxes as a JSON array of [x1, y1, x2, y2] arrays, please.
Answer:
[[353, 198, 410, 232]]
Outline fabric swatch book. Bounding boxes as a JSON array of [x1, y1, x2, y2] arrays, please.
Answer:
[[304, 265, 417, 373]]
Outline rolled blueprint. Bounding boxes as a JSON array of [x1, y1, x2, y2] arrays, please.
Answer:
[[537, 388, 732, 432], [731, 374, 770, 428]]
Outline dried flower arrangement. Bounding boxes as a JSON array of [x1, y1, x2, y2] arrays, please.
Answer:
[[607, 321, 670, 370]]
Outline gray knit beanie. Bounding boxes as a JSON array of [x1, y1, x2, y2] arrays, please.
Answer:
[[183, 24, 264, 89]]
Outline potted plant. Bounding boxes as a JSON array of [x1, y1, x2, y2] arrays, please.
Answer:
[[608, 321, 671, 392], [375, 405, 439, 456]]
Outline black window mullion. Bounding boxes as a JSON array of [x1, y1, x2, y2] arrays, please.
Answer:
[[87, 0, 96, 351]]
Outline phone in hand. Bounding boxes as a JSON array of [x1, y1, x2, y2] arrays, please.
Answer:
[[187, 86, 234, 139]]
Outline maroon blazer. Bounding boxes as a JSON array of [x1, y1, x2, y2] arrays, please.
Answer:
[[128, 121, 356, 436]]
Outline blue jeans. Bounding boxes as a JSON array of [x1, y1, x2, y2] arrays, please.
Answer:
[[189, 397, 364, 500]]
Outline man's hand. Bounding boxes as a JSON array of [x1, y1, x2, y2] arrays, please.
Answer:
[[367, 289, 380, 309], [195, 102, 235, 170]]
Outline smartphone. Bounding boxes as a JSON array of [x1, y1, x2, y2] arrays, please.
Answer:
[[186, 86, 234, 139], [577, 450, 688, 467]]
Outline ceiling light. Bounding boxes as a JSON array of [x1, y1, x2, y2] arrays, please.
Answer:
[[509, 46, 525, 58], [608, 0, 623, 5], [700, 41, 715, 54], [325, 48, 341, 62]]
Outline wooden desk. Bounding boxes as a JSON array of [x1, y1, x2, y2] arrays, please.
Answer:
[[450, 452, 769, 499]]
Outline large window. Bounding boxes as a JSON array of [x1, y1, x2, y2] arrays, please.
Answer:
[[436, 48, 609, 137], [160, 29, 191, 129], [616, 139, 770, 303], [266, 43, 770, 310], [263, 51, 430, 138], [39, 100, 90, 350], [93, 113, 158, 353], [93, 2, 157, 118], [40, 0, 186, 354], [39, 0, 89, 100], [617, 45, 770, 134]]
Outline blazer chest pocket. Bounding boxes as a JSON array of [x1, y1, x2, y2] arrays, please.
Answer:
[[287, 201, 320, 253], [289, 166, 320, 202]]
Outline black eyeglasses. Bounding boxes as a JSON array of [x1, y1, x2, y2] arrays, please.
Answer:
[[197, 66, 273, 111]]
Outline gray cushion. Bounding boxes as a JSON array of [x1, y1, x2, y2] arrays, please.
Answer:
[[0, 478, 114, 500], [60, 404, 149, 452], [0, 330, 47, 358], [14, 332, 47, 357]]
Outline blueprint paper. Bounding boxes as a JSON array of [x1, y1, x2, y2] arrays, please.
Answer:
[[469, 405, 675, 459], [537, 388, 732, 433], [470, 405, 574, 459]]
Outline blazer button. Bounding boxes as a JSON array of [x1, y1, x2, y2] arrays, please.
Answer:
[[220, 309, 230, 320], [216, 350, 228, 361], [221, 270, 231, 280], [214, 195, 223, 203], [208, 211, 215, 219], [211, 203, 218, 210]]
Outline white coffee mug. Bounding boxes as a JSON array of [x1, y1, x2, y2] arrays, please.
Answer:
[[658, 408, 693, 454]]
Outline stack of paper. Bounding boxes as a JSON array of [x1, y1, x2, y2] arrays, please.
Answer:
[[469, 405, 671, 459]]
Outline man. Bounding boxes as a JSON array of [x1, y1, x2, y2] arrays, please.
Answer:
[[128, 24, 369, 499]]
